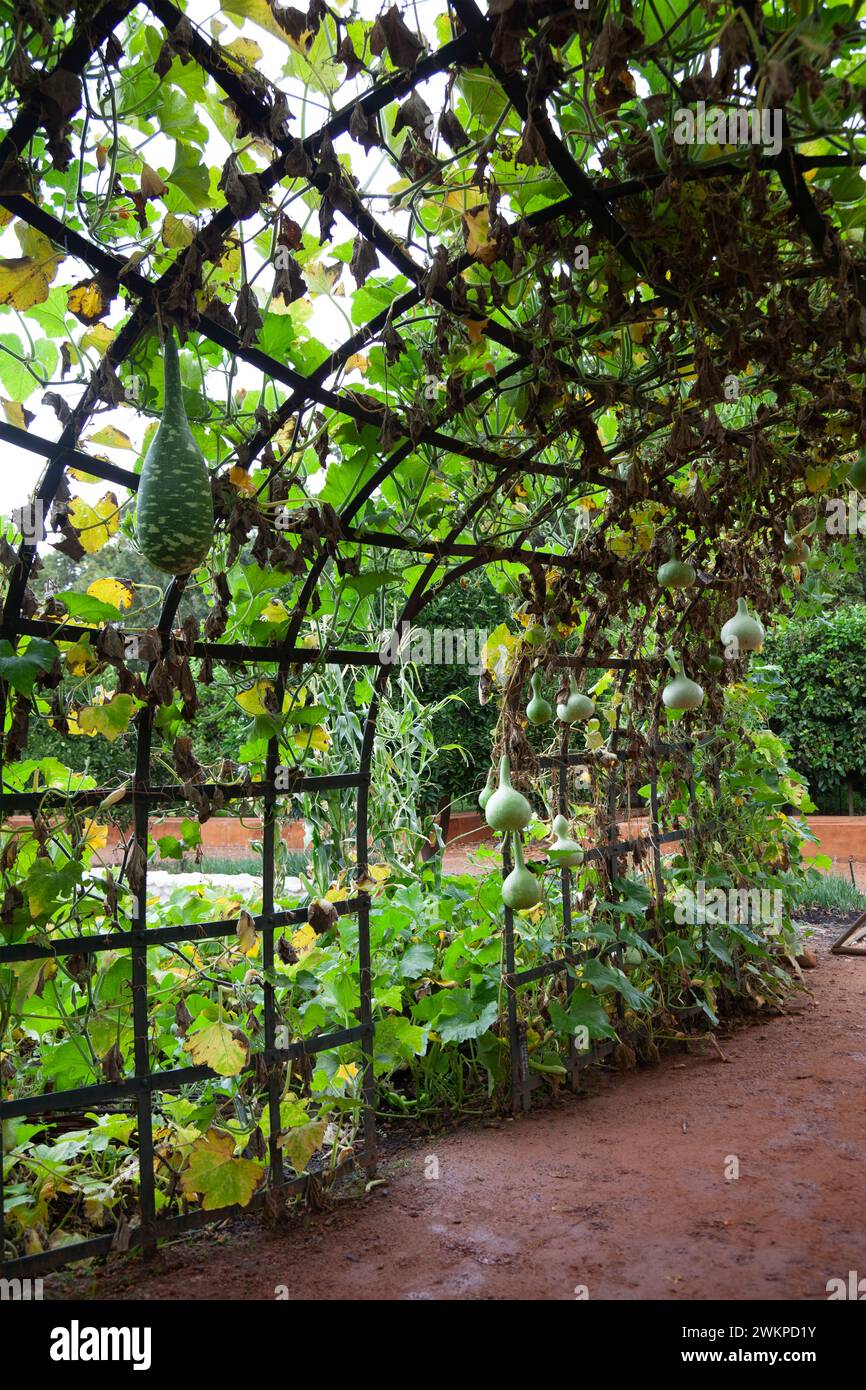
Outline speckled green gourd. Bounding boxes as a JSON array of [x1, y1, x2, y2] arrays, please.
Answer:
[[136, 331, 214, 575]]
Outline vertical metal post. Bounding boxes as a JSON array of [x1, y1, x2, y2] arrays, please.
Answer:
[[131, 706, 157, 1259], [558, 724, 578, 1086], [355, 771, 377, 1173], [262, 735, 282, 1189]]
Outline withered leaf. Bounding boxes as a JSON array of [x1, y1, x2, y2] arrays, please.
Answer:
[[370, 6, 424, 69], [350, 234, 379, 287]]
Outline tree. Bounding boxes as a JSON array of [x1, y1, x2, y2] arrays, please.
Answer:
[[764, 606, 866, 811]]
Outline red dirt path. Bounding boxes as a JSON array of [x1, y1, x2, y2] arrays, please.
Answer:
[[83, 924, 866, 1302]]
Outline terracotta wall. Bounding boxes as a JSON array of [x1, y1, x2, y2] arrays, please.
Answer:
[[5, 811, 866, 866]]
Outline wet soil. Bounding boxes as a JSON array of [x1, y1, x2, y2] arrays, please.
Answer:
[[77, 922, 865, 1302]]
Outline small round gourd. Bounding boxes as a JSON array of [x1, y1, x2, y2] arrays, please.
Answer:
[[720, 597, 765, 653], [502, 833, 541, 910], [662, 647, 704, 711], [657, 557, 696, 589], [706, 653, 724, 674], [526, 672, 553, 726], [478, 766, 495, 812], [485, 755, 532, 833], [549, 814, 584, 868], [556, 673, 595, 724]]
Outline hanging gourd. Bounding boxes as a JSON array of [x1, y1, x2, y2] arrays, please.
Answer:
[[502, 832, 541, 910], [478, 766, 495, 812], [556, 672, 595, 723], [662, 647, 704, 711], [485, 755, 532, 832], [847, 444, 866, 492], [526, 672, 553, 726], [657, 556, 696, 589], [783, 513, 810, 567], [135, 330, 214, 576], [706, 653, 724, 674], [720, 597, 765, 653], [548, 815, 584, 867]]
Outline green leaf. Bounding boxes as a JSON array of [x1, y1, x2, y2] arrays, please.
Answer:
[[169, 142, 213, 209], [56, 590, 122, 624], [0, 637, 58, 696], [278, 1119, 327, 1173], [181, 1129, 264, 1210]]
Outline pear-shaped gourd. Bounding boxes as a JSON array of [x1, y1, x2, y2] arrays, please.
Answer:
[[662, 647, 704, 711], [783, 513, 810, 567], [136, 331, 214, 575], [548, 814, 584, 868], [502, 832, 541, 910], [720, 597, 765, 653], [657, 557, 696, 589], [478, 766, 495, 812], [526, 672, 553, 726], [556, 673, 595, 724], [847, 445, 866, 493], [485, 755, 532, 833]]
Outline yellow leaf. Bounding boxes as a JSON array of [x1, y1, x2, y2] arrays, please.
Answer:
[[345, 353, 369, 373], [162, 213, 196, 249], [222, 0, 298, 46], [369, 864, 391, 882], [183, 1019, 248, 1076], [224, 36, 263, 67], [68, 492, 120, 553], [465, 317, 488, 344], [81, 323, 116, 355], [335, 1063, 358, 1083], [85, 425, 134, 451], [236, 909, 259, 958], [62, 636, 98, 676], [1, 399, 30, 429], [87, 577, 134, 610], [290, 923, 317, 957], [462, 207, 497, 265], [261, 598, 288, 622], [290, 724, 329, 752], [805, 464, 830, 494], [0, 224, 63, 310], [235, 680, 275, 715], [67, 279, 111, 325]]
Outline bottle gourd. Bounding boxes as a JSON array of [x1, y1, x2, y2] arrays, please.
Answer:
[[136, 331, 214, 575], [485, 756, 532, 832], [502, 832, 541, 910], [556, 673, 595, 724], [526, 672, 553, 726], [662, 647, 704, 711]]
